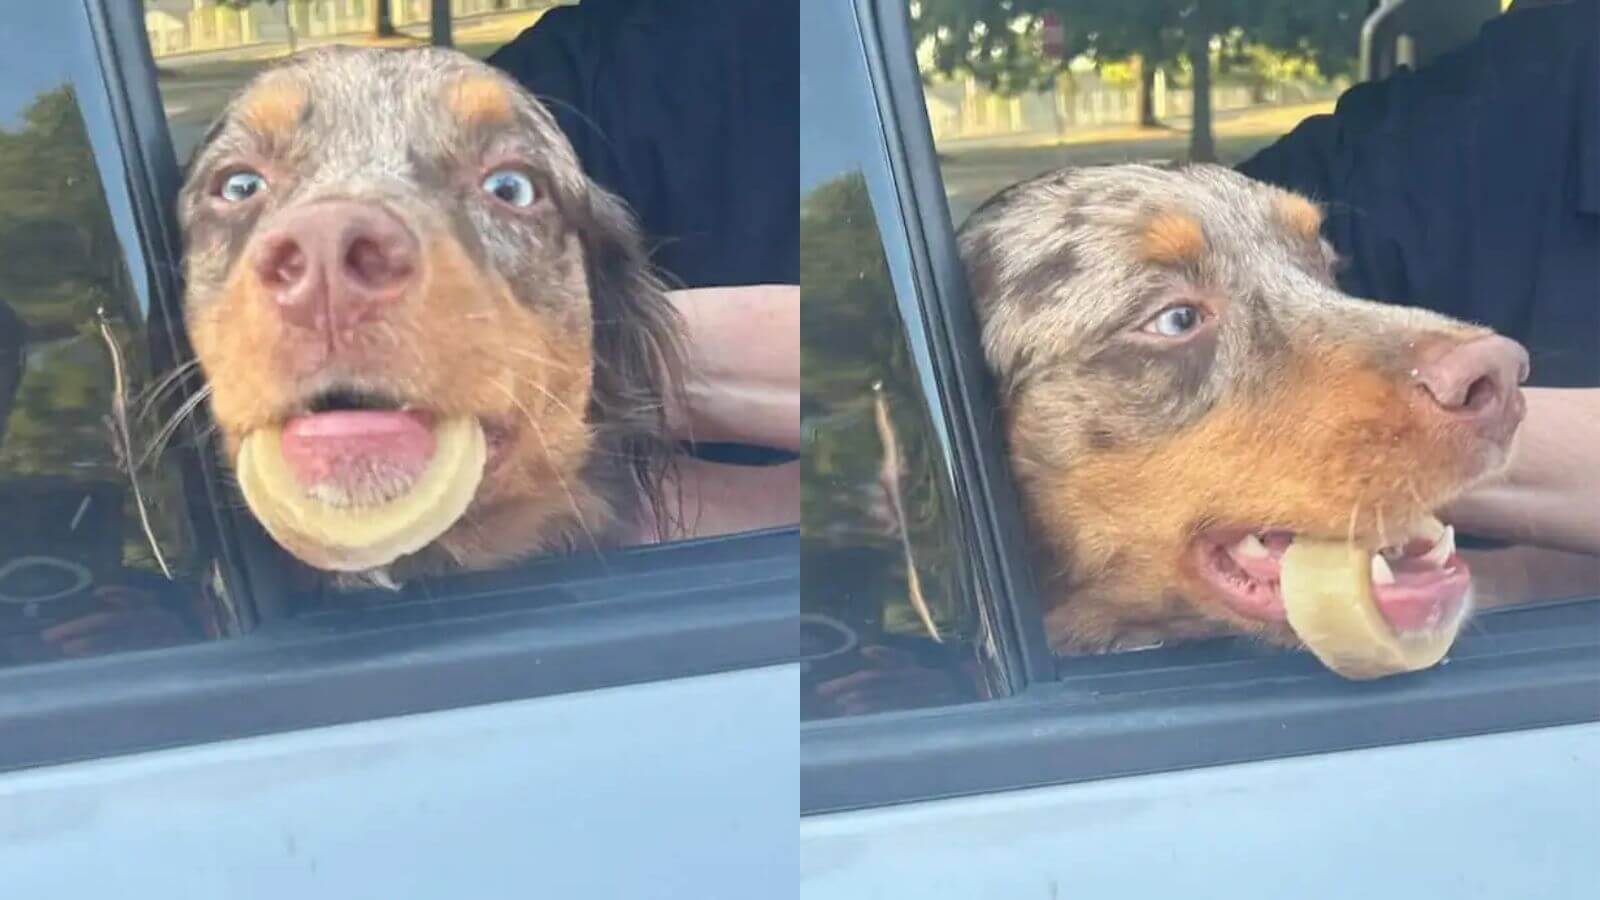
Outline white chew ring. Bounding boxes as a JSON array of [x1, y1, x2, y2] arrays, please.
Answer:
[[237, 416, 486, 572], [1280, 538, 1463, 680]]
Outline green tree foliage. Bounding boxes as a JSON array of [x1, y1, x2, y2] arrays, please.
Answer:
[[914, 0, 1368, 161]]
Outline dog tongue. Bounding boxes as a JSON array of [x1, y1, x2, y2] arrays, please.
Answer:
[[279, 411, 436, 490]]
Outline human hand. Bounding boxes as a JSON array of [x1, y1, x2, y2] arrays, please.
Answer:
[[1441, 388, 1600, 555]]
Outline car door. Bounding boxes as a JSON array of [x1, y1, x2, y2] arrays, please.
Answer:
[[0, 3, 796, 897], [798, 1, 1600, 896]]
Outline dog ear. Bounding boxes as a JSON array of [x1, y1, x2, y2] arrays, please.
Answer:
[[578, 184, 687, 537]]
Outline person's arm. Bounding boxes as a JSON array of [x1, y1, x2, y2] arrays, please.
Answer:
[[664, 284, 799, 452], [626, 284, 800, 544], [1442, 388, 1600, 556]]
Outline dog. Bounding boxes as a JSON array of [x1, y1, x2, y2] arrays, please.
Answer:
[[958, 163, 1528, 654], [175, 46, 682, 587]]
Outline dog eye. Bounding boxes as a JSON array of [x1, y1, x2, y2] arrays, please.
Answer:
[[1144, 304, 1205, 337], [482, 170, 537, 208], [218, 170, 267, 202]]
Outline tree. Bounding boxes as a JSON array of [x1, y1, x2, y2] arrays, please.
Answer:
[[431, 0, 453, 47], [374, 0, 396, 38], [914, 0, 1367, 162]]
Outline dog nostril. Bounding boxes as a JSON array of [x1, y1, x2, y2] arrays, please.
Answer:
[[1460, 374, 1500, 413], [342, 233, 414, 291], [256, 238, 308, 291]]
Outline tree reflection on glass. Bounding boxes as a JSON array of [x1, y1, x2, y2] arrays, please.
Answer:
[[800, 172, 971, 646], [0, 84, 195, 578]]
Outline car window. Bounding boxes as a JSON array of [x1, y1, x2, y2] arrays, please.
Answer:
[[0, 3, 242, 669], [800, 0, 1011, 721], [144, 1, 564, 165], [907, 0, 1600, 666], [128, 0, 796, 616], [0, 0, 797, 774]]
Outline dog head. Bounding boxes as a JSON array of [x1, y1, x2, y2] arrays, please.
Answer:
[[959, 163, 1527, 653], [177, 46, 681, 580]]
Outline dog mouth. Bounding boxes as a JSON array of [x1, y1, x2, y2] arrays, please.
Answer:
[[268, 387, 507, 507], [1191, 516, 1470, 638]]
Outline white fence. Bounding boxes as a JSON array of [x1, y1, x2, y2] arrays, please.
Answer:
[[144, 0, 555, 58], [925, 70, 1337, 143]]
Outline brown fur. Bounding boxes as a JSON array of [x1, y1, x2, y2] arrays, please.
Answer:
[[1139, 210, 1206, 266], [1277, 194, 1325, 242], [960, 163, 1514, 653], [448, 73, 516, 128], [235, 75, 306, 141], [175, 46, 683, 586]]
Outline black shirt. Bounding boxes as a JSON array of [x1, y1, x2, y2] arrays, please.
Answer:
[[489, 0, 799, 290], [1238, 0, 1599, 388]]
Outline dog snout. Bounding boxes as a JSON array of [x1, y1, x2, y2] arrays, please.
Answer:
[[1412, 334, 1529, 443], [252, 202, 419, 332]]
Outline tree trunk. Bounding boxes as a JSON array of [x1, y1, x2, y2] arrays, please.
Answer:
[[431, 0, 453, 47], [280, 1, 297, 54], [1186, 27, 1215, 162], [1137, 59, 1158, 127], [373, 0, 396, 38]]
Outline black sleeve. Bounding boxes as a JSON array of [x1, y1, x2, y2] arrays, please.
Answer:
[[1236, 73, 1422, 306], [488, 2, 798, 290], [486, 8, 608, 179]]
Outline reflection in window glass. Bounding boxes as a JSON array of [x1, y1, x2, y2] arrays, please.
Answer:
[[910, 0, 1599, 665], [801, 172, 999, 720], [799, 0, 1008, 719], [1, 6, 236, 668]]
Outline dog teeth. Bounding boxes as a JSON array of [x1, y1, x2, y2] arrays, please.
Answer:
[[1413, 515, 1446, 543], [1233, 534, 1270, 559], [1371, 553, 1396, 585], [1419, 525, 1455, 567]]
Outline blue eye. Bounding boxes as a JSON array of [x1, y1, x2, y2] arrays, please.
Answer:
[[218, 170, 267, 202], [482, 169, 536, 207], [1144, 304, 1205, 337]]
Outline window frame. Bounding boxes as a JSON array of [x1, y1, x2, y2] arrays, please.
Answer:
[[0, 0, 797, 774], [799, 0, 1600, 816]]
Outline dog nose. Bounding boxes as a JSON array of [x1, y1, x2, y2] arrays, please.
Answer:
[[252, 202, 419, 332], [1413, 334, 1529, 442]]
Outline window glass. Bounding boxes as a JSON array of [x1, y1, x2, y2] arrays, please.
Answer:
[[800, 0, 1005, 721], [0, 3, 239, 668], [132, 0, 799, 617], [908, 0, 1599, 666]]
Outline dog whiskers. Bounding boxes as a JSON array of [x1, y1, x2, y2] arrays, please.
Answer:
[[133, 358, 203, 422], [490, 380, 601, 556], [504, 370, 581, 422], [140, 383, 214, 471], [502, 345, 585, 375]]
